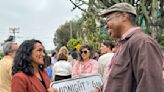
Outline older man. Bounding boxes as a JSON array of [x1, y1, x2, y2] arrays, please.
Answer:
[[93, 3, 164, 92], [0, 42, 18, 92]]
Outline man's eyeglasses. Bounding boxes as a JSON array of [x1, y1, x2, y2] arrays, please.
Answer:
[[106, 13, 121, 23], [80, 50, 88, 54]]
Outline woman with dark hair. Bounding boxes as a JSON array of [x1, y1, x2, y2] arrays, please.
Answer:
[[72, 44, 99, 78], [12, 39, 56, 92]]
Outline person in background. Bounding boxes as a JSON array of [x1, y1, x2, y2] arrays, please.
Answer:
[[98, 40, 114, 80], [44, 53, 53, 80], [67, 53, 73, 65], [46, 51, 57, 80], [69, 48, 80, 66], [93, 50, 101, 61], [92, 3, 163, 92], [72, 44, 99, 78], [53, 51, 72, 81], [51, 51, 57, 65], [12, 39, 56, 92], [0, 42, 18, 92]]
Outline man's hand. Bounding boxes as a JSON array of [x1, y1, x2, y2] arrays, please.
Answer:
[[90, 87, 101, 92]]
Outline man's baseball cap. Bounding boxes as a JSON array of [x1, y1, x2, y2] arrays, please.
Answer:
[[101, 3, 136, 17]]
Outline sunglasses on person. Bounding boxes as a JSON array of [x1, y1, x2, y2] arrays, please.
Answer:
[[80, 50, 88, 54]]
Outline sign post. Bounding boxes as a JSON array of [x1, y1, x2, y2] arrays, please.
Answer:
[[50, 75, 103, 92]]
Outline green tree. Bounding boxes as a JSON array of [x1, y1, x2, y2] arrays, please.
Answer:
[[69, 0, 164, 47], [69, 0, 107, 50], [67, 38, 82, 50], [53, 19, 83, 50], [100, 0, 164, 46], [53, 22, 71, 50]]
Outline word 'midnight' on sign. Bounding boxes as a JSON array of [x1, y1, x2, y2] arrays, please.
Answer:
[[50, 75, 103, 92]]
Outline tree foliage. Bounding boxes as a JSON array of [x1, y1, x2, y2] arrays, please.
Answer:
[[69, 0, 164, 47], [69, 0, 108, 50], [101, 0, 164, 47], [67, 38, 82, 50], [53, 22, 71, 50], [54, 0, 164, 50], [53, 19, 83, 50]]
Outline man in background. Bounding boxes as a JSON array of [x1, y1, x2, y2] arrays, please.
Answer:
[[0, 42, 18, 92]]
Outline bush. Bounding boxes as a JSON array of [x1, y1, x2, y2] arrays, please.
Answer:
[[67, 38, 82, 50]]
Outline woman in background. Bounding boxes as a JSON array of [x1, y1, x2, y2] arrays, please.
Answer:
[[12, 39, 56, 92], [72, 44, 99, 78], [53, 46, 72, 81]]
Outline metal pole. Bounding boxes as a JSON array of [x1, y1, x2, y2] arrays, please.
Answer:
[[70, 22, 72, 39], [9, 27, 19, 42]]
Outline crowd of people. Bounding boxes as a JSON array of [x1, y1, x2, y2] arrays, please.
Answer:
[[0, 2, 164, 92]]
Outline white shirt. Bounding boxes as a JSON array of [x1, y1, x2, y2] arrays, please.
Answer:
[[53, 60, 72, 76], [98, 53, 114, 79]]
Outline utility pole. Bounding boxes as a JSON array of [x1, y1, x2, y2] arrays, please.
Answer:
[[70, 22, 73, 39], [9, 27, 20, 42]]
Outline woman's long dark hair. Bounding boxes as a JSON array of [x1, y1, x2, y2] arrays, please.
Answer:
[[12, 39, 44, 76]]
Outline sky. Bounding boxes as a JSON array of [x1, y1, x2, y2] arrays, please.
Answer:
[[0, 0, 81, 50]]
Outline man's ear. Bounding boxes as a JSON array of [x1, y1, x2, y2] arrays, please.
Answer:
[[121, 13, 129, 22]]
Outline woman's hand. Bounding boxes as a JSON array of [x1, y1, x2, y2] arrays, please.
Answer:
[[47, 88, 57, 92]]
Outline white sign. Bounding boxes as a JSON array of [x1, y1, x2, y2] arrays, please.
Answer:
[[50, 75, 103, 92]]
